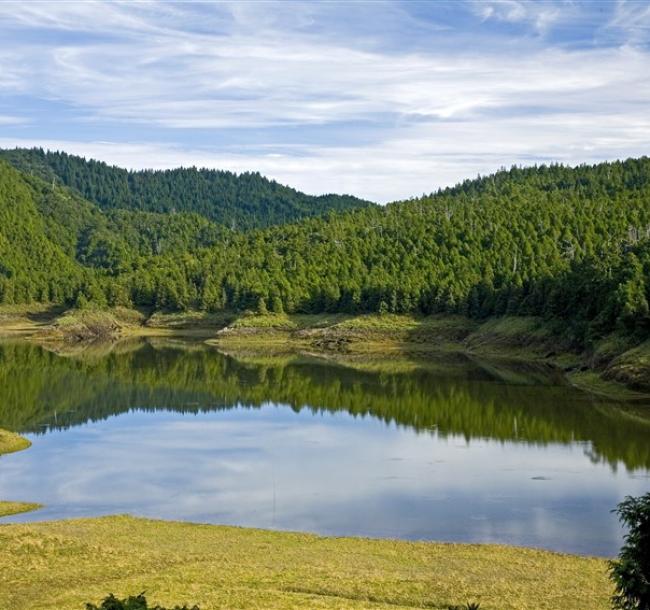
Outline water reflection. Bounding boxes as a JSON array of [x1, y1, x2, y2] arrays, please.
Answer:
[[0, 338, 648, 556]]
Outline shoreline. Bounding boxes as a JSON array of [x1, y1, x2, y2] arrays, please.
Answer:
[[0, 428, 31, 455], [0, 425, 617, 561], [0, 344, 619, 609], [0, 429, 41, 518], [2, 306, 649, 400]]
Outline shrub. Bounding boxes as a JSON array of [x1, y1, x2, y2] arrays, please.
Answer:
[[610, 493, 650, 610], [86, 593, 199, 610]]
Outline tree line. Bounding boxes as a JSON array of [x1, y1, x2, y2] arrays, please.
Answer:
[[0, 147, 372, 229], [0, 155, 649, 346]]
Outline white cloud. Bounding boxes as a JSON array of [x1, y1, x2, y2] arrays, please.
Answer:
[[1, 1, 647, 128], [3, 30, 638, 127], [0, 1, 649, 201], [607, 0, 650, 44], [472, 0, 564, 34], [2, 103, 648, 204], [0, 115, 26, 125]]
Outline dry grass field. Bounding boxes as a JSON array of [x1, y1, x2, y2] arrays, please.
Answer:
[[0, 515, 611, 610]]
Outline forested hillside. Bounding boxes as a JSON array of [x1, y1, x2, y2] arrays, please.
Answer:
[[0, 163, 86, 303], [0, 156, 649, 345], [0, 148, 372, 229], [0, 161, 233, 304]]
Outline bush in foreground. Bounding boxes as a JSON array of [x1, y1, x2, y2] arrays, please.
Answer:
[[86, 593, 199, 610], [610, 493, 650, 610]]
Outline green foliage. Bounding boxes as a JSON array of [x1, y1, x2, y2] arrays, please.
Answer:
[[0, 147, 372, 229], [610, 493, 650, 610], [1, 152, 650, 347], [0, 162, 85, 304], [271, 295, 284, 314], [86, 593, 198, 610], [113, 156, 649, 343], [257, 295, 268, 315]]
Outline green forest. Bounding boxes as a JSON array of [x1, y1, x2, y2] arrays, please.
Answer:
[[0, 148, 371, 229], [0, 148, 649, 347]]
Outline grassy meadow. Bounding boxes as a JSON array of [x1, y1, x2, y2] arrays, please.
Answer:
[[0, 515, 612, 610]]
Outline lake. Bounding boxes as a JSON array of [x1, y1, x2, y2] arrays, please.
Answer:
[[0, 338, 649, 557]]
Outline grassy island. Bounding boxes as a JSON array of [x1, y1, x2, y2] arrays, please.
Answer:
[[0, 429, 41, 518], [0, 428, 31, 455]]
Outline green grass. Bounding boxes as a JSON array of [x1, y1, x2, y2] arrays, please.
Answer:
[[110, 307, 147, 326], [211, 313, 480, 362], [337, 314, 477, 347], [228, 312, 301, 330], [567, 370, 649, 400], [0, 501, 42, 518], [603, 339, 650, 391], [0, 303, 61, 318], [466, 317, 556, 346], [145, 311, 234, 330], [2, 305, 648, 396], [614, 339, 650, 368], [332, 313, 473, 332], [211, 314, 650, 395], [463, 317, 566, 364], [54, 308, 122, 338], [0, 515, 611, 610], [592, 334, 636, 363], [228, 313, 352, 331], [335, 313, 421, 331], [0, 304, 65, 335], [0, 428, 31, 455], [223, 312, 473, 334]]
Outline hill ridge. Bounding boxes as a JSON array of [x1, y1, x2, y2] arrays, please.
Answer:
[[0, 147, 373, 230], [0, 154, 648, 354]]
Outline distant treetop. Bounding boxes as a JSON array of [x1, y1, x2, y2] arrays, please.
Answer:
[[0, 147, 374, 230]]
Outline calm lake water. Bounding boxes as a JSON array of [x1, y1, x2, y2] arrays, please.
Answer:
[[0, 338, 649, 556]]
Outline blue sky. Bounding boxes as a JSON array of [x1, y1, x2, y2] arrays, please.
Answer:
[[0, 0, 649, 202]]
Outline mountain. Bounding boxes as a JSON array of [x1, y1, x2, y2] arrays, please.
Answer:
[[0, 154, 648, 343], [0, 162, 85, 303], [0, 148, 374, 230], [0, 160, 232, 303], [144, 157, 650, 337]]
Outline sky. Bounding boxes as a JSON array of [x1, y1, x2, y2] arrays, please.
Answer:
[[0, 0, 649, 203]]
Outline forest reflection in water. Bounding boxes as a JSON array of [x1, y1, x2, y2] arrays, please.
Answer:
[[0, 338, 648, 470], [0, 337, 649, 556]]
